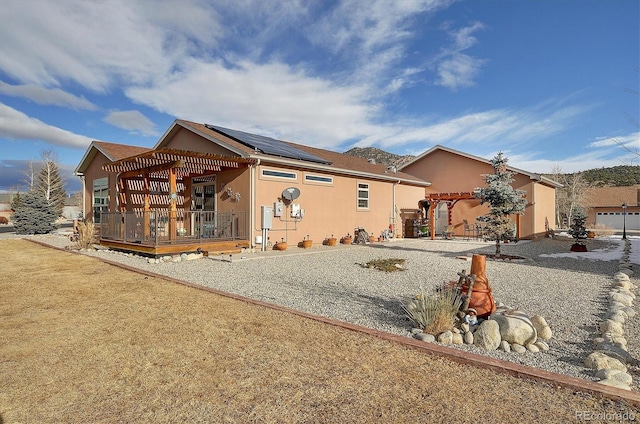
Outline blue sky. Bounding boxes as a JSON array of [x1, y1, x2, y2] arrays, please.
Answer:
[[0, 0, 638, 193]]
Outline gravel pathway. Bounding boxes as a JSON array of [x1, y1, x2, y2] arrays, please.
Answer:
[[32, 233, 639, 390]]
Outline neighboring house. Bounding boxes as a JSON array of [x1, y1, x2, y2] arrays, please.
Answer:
[[399, 145, 561, 240], [75, 120, 430, 255], [584, 185, 640, 231]]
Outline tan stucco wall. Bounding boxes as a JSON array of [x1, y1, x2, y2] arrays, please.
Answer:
[[402, 149, 555, 239], [252, 164, 425, 245], [82, 152, 119, 222]]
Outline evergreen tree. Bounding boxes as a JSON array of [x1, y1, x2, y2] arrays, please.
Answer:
[[35, 151, 67, 217], [11, 191, 58, 234], [475, 152, 527, 257], [568, 206, 588, 245]]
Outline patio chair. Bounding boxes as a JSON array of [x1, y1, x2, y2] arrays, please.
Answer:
[[442, 225, 454, 240], [463, 219, 475, 240]]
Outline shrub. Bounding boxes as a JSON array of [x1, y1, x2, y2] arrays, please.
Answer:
[[76, 221, 95, 249], [0, 216, 8, 225], [590, 223, 615, 237], [403, 285, 464, 334], [11, 191, 57, 235]]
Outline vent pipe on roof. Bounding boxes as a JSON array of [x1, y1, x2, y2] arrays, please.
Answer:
[[367, 158, 376, 164]]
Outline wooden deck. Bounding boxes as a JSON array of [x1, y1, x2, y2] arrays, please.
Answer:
[[99, 238, 250, 257]]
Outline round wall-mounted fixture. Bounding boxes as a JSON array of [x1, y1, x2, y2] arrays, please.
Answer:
[[282, 187, 300, 201]]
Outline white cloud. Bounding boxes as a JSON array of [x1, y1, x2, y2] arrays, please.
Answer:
[[0, 0, 221, 91], [0, 103, 93, 149], [0, 81, 97, 110], [356, 103, 587, 151], [589, 132, 640, 150], [434, 22, 486, 90], [126, 60, 377, 148], [103, 110, 159, 137], [308, 0, 440, 52], [436, 53, 485, 90]]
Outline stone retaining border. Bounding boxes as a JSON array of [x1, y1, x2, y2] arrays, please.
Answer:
[[28, 238, 640, 406], [584, 239, 638, 391]]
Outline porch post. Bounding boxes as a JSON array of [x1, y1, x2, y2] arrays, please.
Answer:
[[168, 167, 178, 241], [143, 172, 151, 239], [183, 176, 192, 236], [429, 200, 437, 240], [118, 177, 127, 239]]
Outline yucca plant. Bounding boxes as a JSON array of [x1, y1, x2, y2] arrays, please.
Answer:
[[403, 285, 464, 335]]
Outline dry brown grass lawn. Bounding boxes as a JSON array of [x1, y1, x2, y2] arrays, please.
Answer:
[[1, 239, 637, 423]]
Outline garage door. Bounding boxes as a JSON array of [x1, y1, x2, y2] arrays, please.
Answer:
[[596, 211, 640, 230]]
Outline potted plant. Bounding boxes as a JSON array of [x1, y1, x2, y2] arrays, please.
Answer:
[[568, 207, 588, 252], [324, 234, 338, 246], [301, 235, 313, 249], [341, 233, 352, 245], [369, 234, 376, 243], [274, 238, 287, 251]]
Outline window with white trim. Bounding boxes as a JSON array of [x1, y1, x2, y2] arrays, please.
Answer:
[[357, 183, 369, 209], [93, 177, 108, 223], [261, 169, 297, 180]]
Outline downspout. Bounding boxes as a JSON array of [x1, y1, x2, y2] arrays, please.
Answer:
[[250, 159, 260, 248], [393, 180, 400, 237], [79, 174, 86, 220]]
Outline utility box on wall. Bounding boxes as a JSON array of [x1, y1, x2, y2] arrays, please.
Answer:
[[274, 201, 284, 217], [261, 206, 273, 229]]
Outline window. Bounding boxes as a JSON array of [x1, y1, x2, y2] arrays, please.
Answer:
[[304, 174, 333, 184], [261, 169, 297, 180], [357, 183, 369, 209], [93, 177, 108, 223]]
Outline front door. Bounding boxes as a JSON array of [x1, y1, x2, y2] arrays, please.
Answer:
[[192, 181, 216, 236], [435, 202, 449, 236]]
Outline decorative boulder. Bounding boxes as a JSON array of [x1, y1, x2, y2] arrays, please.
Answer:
[[598, 320, 624, 337], [584, 352, 627, 371], [463, 331, 474, 345], [530, 315, 552, 341], [473, 319, 501, 351], [511, 343, 527, 353], [452, 333, 464, 344], [490, 310, 537, 346], [415, 333, 436, 343], [437, 330, 453, 344]]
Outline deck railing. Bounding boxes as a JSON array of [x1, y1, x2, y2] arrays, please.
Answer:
[[100, 210, 248, 245]]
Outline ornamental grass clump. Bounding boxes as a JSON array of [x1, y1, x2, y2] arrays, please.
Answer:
[[403, 285, 464, 335], [76, 221, 95, 250]]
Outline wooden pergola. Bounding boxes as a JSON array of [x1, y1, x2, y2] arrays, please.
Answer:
[[420, 191, 521, 240], [101, 148, 256, 245], [421, 192, 477, 240]]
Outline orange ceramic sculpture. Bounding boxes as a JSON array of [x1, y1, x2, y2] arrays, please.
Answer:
[[461, 254, 496, 318]]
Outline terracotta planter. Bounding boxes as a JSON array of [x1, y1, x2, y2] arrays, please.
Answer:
[[341, 237, 352, 245], [369, 236, 376, 243], [273, 242, 287, 251], [587, 231, 595, 239], [301, 240, 313, 249], [326, 238, 337, 246], [377, 237, 382, 242]]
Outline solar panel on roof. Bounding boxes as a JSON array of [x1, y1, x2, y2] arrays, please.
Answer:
[[205, 124, 331, 165]]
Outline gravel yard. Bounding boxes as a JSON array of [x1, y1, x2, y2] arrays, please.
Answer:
[[35, 233, 639, 391]]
